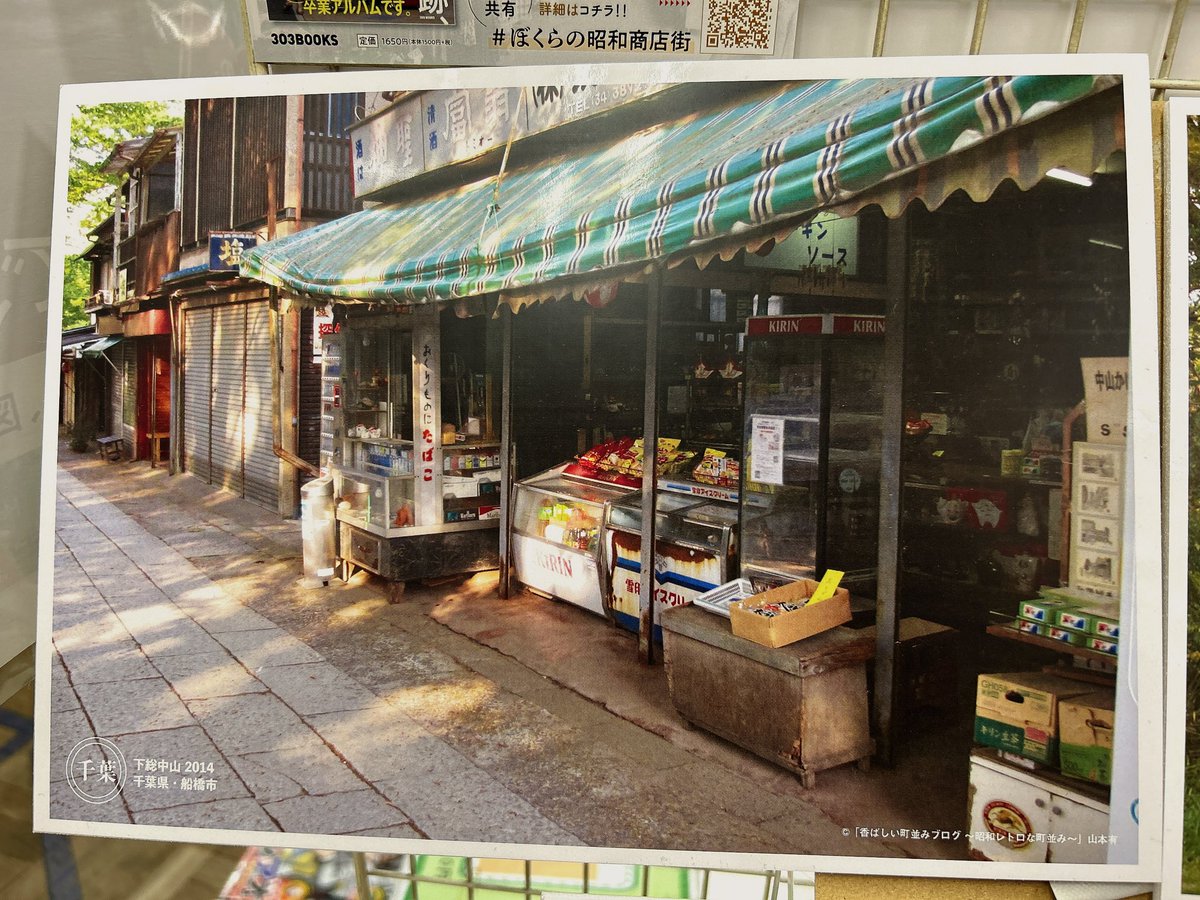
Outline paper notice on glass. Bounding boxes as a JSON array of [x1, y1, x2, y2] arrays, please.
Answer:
[[1081, 356, 1129, 445], [750, 415, 785, 485]]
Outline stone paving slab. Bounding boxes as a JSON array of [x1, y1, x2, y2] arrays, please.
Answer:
[[304, 709, 447, 784], [214, 627, 324, 671], [184, 603, 278, 635], [48, 707, 96, 783], [49, 787, 133, 825], [263, 789, 411, 836], [152, 651, 268, 701], [50, 656, 82, 716], [373, 747, 582, 846], [226, 742, 370, 803], [186, 692, 316, 756], [132, 797, 279, 832], [109, 726, 250, 810], [256, 662, 384, 717], [57, 644, 161, 685], [129, 619, 228, 659], [52, 612, 134, 654], [74, 677, 196, 737]]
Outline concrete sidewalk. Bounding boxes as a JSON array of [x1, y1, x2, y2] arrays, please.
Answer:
[[47, 448, 894, 856]]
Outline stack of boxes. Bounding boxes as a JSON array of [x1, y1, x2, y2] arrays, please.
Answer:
[[974, 671, 1116, 786], [1013, 587, 1119, 658]]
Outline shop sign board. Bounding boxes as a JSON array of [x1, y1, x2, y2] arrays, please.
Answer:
[[208, 232, 257, 271], [351, 83, 664, 197], [1080, 357, 1128, 445], [242, 0, 798, 67], [742, 211, 859, 276]]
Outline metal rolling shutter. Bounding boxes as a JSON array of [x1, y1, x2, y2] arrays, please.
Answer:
[[182, 307, 213, 482], [210, 304, 246, 498], [108, 344, 124, 438], [120, 342, 137, 450], [242, 301, 278, 510]]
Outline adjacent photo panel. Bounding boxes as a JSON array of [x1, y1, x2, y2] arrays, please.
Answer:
[[35, 56, 1162, 883], [1162, 95, 1200, 900]]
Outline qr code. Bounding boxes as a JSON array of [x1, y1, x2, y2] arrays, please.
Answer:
[[701, 0, 777, 55]]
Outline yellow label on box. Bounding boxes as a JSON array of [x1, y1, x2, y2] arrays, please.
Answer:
[[808, 569, 845, 606]]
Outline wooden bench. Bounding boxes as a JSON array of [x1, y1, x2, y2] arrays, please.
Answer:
[[97, 435, 124, 462]]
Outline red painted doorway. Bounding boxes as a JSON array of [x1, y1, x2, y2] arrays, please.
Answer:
[[136, 336, 171, 462]]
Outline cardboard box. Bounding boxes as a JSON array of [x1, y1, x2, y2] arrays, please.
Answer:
[[1015, 617, 1047, 637], [1019, 597, 1075, 624], [1092, 616, 1119, 640], [1058, 691, 1115, 784], [1055, 609, 1093, 634], [729, 579, 851, 648], [1086, 637, 1118, 657], [1046, 626, 1086, 647], [974, 672, 1093, 764]]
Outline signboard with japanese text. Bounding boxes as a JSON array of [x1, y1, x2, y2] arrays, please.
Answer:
[[351, 83, 665, 197], [1081, 356, 1129, 445], [209, 232, 258, 271], [243, 0, 796, 66], [742, 211, 859, 276]]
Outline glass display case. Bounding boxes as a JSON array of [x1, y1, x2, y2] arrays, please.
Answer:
[[740, 314, 885, 590], [329, 314, 499, 591], [511, 464, 635, 615], [604, 491, 738, 639], [319, 331, 343, 473], [334, 468, 415, 535]]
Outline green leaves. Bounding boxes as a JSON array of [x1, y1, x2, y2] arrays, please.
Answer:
[[62, 102, 180, 329]]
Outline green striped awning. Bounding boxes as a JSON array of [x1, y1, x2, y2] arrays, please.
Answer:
[[240, 74, 1121, 306]]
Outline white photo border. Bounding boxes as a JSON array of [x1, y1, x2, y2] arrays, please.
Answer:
[[35, 54, 1163, 884]]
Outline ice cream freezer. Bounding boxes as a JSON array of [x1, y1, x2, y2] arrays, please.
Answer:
[[510, 464, 635, 616], [967, 748, 1109, 864], [604, 487, 738, 640]]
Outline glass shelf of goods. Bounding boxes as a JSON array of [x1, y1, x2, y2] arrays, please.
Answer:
[[334, 468, 416, 535]]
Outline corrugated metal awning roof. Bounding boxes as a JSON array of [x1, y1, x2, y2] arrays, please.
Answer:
[[240, 74, 1122, 308]]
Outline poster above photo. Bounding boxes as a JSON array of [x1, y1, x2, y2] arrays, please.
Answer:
[[244, 0, 797, 64]]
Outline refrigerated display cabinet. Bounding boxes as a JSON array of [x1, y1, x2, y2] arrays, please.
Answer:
[[604, 490, 738, 639], [511, 464, 635, 616], [740, 314, 886, 591]]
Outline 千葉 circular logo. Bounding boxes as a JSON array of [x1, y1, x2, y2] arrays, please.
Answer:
[[65, 737, 127, 804]]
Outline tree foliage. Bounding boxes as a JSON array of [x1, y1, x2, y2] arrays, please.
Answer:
[[62, 102, 181, 329], [1184, 116, 1200, 892]]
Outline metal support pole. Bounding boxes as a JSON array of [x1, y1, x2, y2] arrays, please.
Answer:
[[872, 215, 908, 766], [1157, 0, 1190, 96], [638, 269, 663, 664], [499, 303, 514, 599], [969, 0, 990, 54], [1066, 0, 1089, 52], [872, 0, 891, 56], [352, 852, 371, 899]]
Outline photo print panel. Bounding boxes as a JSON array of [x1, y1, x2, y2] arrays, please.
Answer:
[[35, 56, 1161, 883]]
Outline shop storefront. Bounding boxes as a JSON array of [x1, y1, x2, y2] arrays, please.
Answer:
[[239, 71, 1135, 860]]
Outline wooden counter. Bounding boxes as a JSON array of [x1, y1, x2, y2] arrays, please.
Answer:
[[660, 605, 875, 787]]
